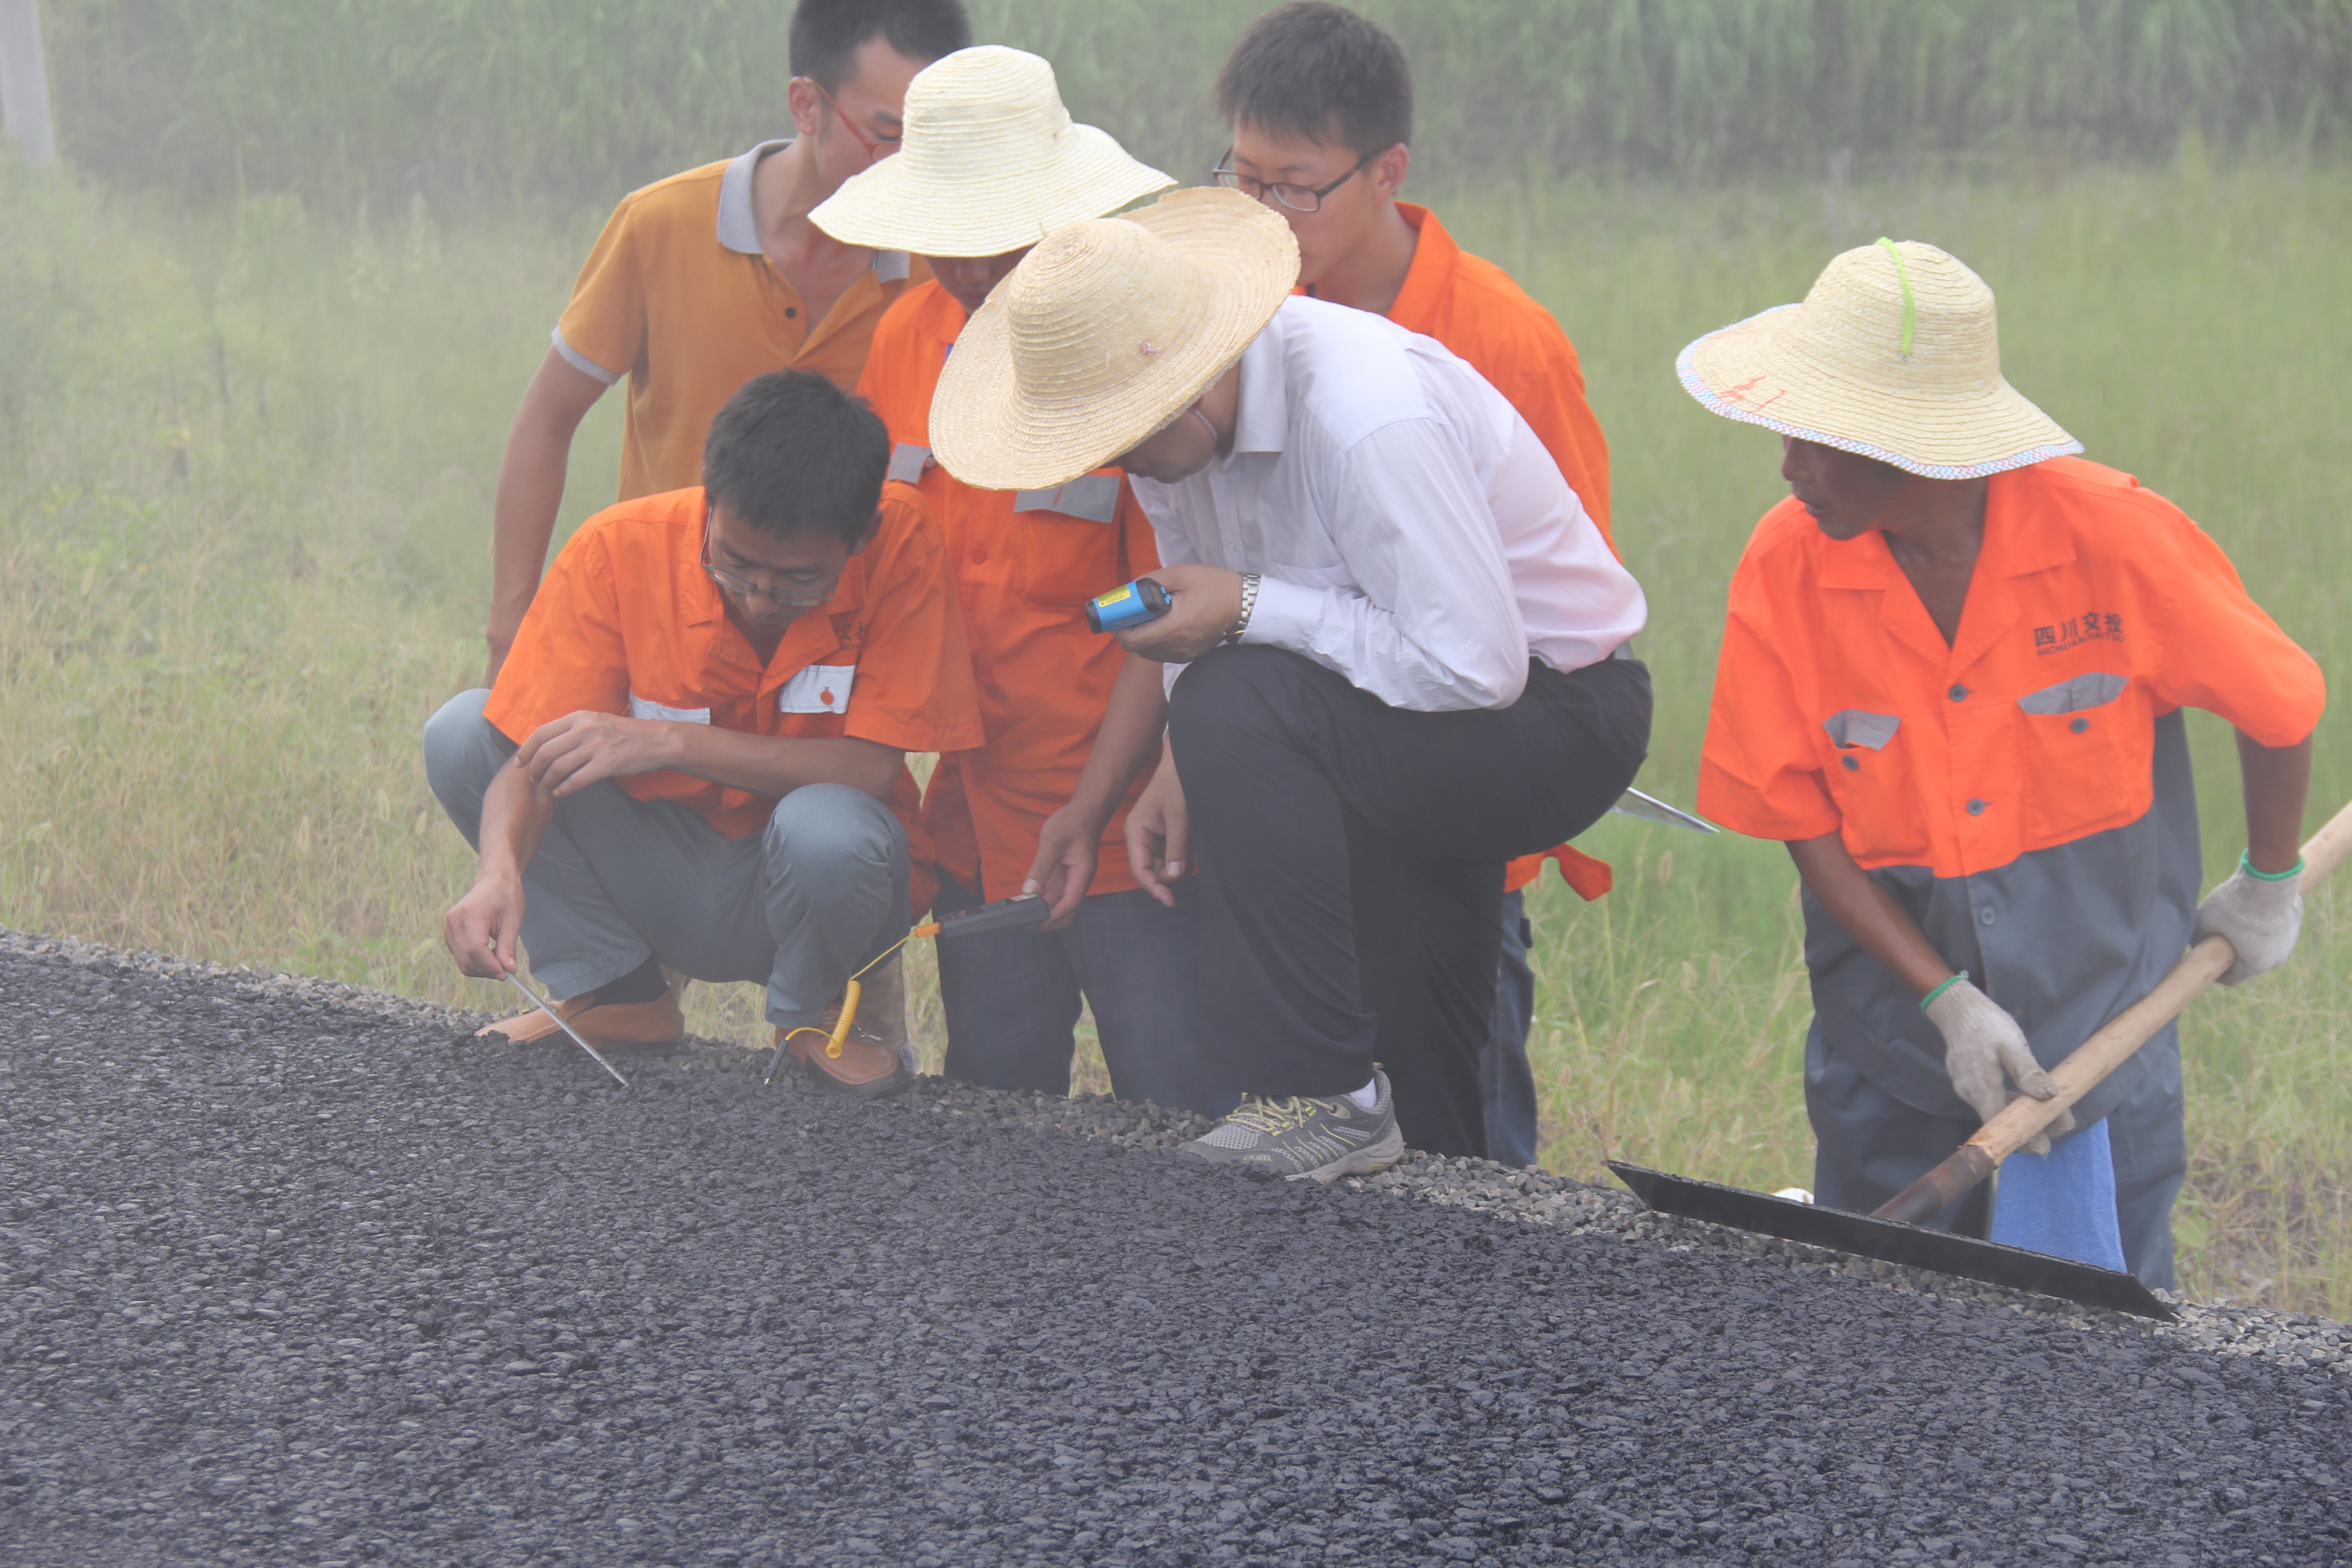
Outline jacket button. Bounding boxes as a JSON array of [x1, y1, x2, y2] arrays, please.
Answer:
[[1949, 685, 1969, 701], [1842, 755, 1860, 771], [1966, 799, 1986, 815], [1979, 906, 1997, 926], [2071, 717, 2089, 733]]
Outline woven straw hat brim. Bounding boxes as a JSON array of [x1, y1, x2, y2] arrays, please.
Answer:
[[929, 191, 1300, 491], [1679, 302, 2080, 479], [810, 123, 1174, 258]]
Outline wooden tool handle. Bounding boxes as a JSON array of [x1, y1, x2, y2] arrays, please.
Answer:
[[1877, 796, 2352, 1225]]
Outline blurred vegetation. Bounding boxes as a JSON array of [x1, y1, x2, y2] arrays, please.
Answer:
[[38, 0, 2352, 213]]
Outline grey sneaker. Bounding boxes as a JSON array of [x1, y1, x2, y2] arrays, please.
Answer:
[[1180, 1068, 1404, 1183]]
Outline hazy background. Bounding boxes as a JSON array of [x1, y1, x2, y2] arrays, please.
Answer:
[[3, 0, 2347, 1310]]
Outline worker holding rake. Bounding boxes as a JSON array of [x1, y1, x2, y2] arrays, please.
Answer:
[[1684, 240, 2324, 1288]]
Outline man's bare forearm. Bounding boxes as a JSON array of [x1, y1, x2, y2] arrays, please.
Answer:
[[2237, 729, 2313, 875], [664, 725, 904, 801], [1061, 654, 1171, 832], [1785, 832, 1954, 1000], [478, 759, 557, 883], [487, 350, 609, 677]]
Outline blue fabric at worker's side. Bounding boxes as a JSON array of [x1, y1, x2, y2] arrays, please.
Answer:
[[933, 875, 1235, 1119], [1991, 1118, 2127, 1272], [1479, 889, 1541, 1167], [1808, 1020, 2185, 1290]]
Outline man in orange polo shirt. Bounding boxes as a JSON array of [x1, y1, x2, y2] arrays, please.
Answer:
[[428, 371, 981, 1098], [808, 47, 1230, 1114], [482, 0, 974, 682], [1213, 2, 1617, 1165], [1685, 241, 2323, 1285]]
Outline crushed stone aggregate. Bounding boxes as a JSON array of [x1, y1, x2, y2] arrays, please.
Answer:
[[3, 929, 2349, 1566]]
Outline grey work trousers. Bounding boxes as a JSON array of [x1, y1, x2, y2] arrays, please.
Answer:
[[1806, 1024, 2188, 1291], [422, 689, 910, 1029]]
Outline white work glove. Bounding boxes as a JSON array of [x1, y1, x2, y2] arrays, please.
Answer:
[[1924, 977, 2070, 1154], [2192, 858, 2304, 986]]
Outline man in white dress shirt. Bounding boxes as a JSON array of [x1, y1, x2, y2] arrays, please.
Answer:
[[929, 189, 1651, 1176]]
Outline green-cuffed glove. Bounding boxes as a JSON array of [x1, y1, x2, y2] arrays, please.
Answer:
[[1924, 976, 2058, 1131], [2193, 858, 2303, 986]]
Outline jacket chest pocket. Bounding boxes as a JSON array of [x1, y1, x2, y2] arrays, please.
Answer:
[[778, 664, 857, 716], [1013, 475, 1125, 609], [2012, 671, 2151, 844], [1819, 708, 1932, 866]]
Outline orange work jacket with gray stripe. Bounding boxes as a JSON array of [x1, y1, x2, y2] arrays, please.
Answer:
[[554, 140, 922, 502], [857, 278, 1162, 905], [1357, 201, 1617, 900], [1698, 456, 2324, 1122], [484, 484, 983, 910]]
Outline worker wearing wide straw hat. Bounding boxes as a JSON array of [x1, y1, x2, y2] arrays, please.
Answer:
[[931, 187, 1651, 1175], [1686, 240, 2324, 1286], [809, 47, 1233, 1115]]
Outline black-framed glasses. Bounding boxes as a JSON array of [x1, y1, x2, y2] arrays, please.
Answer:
[[810, 80, 899, 164], [1210, 147, 1379, 213], [702, 524, 839, 608]]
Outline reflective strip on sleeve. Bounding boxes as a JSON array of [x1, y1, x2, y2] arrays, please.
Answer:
[[628, 694, 710, 723], [1013, 474, 1121, 524], [888, 443, 933, 485], [1822, 709, 1901, 750], [2017, 672, 2128, 715], [549, 326, 623, 387]]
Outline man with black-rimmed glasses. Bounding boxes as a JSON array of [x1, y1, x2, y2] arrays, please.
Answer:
[[428, 372, 980, 1097]]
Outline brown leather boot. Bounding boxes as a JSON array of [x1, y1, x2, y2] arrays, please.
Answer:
[[476, 985, 685, 1049], [780, 952, 914, 1098]]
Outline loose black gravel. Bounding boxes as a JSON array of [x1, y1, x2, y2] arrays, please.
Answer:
[[5, 942, 2351, 1568]]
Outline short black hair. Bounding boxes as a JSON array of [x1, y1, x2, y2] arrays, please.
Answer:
[[790, 0, 973, 91], [1216, 3, 1412, 160], [703, 371, 889, 545]]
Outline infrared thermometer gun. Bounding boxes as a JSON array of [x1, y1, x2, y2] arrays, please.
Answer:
[[1083, 578, 1173, 634]]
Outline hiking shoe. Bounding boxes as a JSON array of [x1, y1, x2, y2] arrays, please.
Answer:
[[774, 951, 914, 1099], [476, 985, 684, 1049], [1180, 1068, 1404, 1182]]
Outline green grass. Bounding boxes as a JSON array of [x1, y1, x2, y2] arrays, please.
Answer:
[[40, 0, 2352, 207], [1, 153, 2346, 1311]]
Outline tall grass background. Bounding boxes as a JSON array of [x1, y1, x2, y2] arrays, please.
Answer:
[[3, 2, 2347, 1311], [39, 0, 2352, 206]]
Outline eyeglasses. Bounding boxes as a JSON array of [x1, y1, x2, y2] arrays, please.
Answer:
[[1210, 147, 1378, 213], [702, 525, 839, 607], [810, 80, 898, 164]]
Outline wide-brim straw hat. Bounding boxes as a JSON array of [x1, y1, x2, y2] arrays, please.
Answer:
[[929, 188, 1301, 490], [1677, 239, 2080, 478], [809, 45, 1174, 258]]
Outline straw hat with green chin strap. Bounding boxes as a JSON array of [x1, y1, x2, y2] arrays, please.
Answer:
[[808, 44, 1175, 259], [1677, 239, 2081, 477], [928, 188, 1301, 492]]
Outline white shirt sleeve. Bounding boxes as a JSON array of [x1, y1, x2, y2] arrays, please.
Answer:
[[1241, 418, 1529, 711]]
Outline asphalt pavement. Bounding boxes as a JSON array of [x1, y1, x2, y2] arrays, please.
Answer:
[[3, 940, 2348, 1567]]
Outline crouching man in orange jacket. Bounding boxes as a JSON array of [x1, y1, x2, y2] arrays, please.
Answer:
[[428, 371, 981, 1097]]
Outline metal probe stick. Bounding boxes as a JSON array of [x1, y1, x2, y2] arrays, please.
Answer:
[[503, 970, 630, 1088]]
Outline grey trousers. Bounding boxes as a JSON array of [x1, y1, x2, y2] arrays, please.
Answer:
[[1805, 1024, 2188, 1291], [422, 690, 910, 1030]]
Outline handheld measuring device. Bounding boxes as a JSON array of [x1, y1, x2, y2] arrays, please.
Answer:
[[1083, 577, 1172, 634]]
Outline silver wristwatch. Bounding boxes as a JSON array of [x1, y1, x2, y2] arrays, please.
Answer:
[[1223, 572, 1261, 646]]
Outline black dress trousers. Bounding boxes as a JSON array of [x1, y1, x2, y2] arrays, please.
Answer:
[[1167, 646, 1651, 1158]]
